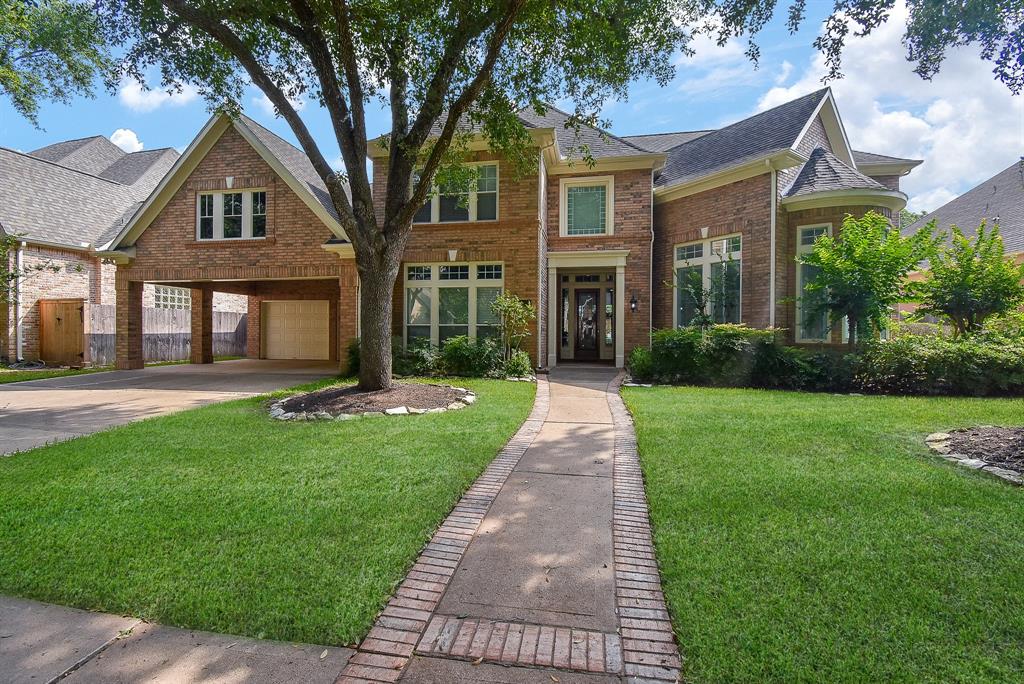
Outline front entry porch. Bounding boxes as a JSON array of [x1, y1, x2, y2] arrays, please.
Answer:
[[546, 250, 628, 368]]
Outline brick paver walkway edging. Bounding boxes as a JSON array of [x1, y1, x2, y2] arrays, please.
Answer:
[[608, 372, 683, 683], [337, 377, 550, 683]]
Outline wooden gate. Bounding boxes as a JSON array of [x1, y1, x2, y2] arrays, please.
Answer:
[[39, 299, 85, 366]]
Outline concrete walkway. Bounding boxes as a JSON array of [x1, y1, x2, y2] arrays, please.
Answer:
[[0, 595, 352, 684], [340, 366, 682, 683], [0, 359, 336, 454]]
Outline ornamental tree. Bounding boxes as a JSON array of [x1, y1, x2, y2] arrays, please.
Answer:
[[800, 211, 937, 350], [913, 222, 1024, 337], [91, 0, 1023, 389]]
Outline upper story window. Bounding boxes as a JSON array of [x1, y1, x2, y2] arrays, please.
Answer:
[[559, 176, 614, 236], [413, 163, 499, 224], [673, 235, 742, 327], [796, 224, 831, 342], [196, 189, 268, 240]]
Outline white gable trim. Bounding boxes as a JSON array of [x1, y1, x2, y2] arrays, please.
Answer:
[[792, 90, 855, 167], [103, 114, 345, 252]]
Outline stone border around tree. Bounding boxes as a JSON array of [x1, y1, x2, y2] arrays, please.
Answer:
[[925, 433, 1023, 486], [268, 386, 477, 421]]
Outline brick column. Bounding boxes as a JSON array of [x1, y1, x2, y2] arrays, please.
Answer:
[[115, 268, 143, 370], [338, 262, 359, 374], [190, 285, 214, 364], [246, 295, 261, 359]]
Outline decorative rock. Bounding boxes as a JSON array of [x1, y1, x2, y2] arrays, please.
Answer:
[[958, 458, 987, 469], [981, 466, 1023, 485], [313, 411, 332, 420], [461, 394, 477, 404], [447, 402, 465, 410], [362, 411, 385, 418], [930, 443, 952, 454], [385, 406, 410, 416], [334, 413, 356, 421], [408, 407, 427, 414], [925, 432, 951, 443], [269, 407, 286, 418], [277, 412, 295, 421], [427, 407, 445, 414]]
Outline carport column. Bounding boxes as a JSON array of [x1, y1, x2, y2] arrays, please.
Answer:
[[115, 268, 143, 370], [190, 285, 214, 364], [338, 261, 359, 374]]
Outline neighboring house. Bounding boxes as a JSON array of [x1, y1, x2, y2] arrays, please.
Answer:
[[0, 136, 246, 364], [99, 87, 921, 371], [904, 160, 1024, 262]]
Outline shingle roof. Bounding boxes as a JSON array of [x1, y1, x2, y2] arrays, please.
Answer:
[[30, 135, 127, 176], [0, 148, 147, 247], [852, 150, 922, 167], [236, 114, 341, 220], [1, 137, 179, 248], [905, 160, 1024, 253], [620, 130, 714, 153], [655, 88, 830, 188], [784, 147, 889, 198]]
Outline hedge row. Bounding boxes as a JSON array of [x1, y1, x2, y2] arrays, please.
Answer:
[[628, 324, 1024, 397], [347, 336, 533, 379]]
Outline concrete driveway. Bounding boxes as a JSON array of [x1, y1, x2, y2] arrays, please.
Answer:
[[0, 359, 337, 455]]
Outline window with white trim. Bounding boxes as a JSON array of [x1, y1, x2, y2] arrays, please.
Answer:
[[403, 263, 504, 346], [560, 176, 614, 236], [196, 189, 268, 240], [796, 224, 830, 342], [154, 285, 191, 310], [412, 163, 499, 224], [673, 235, 742, 326]]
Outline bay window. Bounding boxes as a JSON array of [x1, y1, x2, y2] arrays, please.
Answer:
[[412, 163, 499, 224], [796, 224, 830, 342], [196, 189, 268, 240], [673, 235, 742, 327], [403, 263, 504, 346]]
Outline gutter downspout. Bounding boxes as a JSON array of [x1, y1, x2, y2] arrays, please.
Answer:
[[769, 168, 777, 328], [649, 170, 655, 348], [15, 240, 25, 361]]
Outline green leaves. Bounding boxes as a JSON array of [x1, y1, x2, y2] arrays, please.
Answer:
[[0, 0, 112, 127]]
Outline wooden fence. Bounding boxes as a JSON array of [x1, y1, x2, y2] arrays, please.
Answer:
[[87, 305, 247, 366]]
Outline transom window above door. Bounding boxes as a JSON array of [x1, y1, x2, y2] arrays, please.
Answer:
[[673, 234, 742, 327], [412, 163, 499, 224], [560, 176, 614, 236], [196, 190, 267, 240]]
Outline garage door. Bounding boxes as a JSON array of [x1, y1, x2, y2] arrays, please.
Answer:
[[262, 300, 330, 360]]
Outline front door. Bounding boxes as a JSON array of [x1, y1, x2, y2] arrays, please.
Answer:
[[574, 289, 600, 361]]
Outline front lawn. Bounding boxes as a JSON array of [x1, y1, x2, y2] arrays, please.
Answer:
[[0, 365, 107, 384], [623, 386, 1024, 683], [0, 378, 534, 646]]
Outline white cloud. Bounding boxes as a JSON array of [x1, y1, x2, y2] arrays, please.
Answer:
[[756, 0, 1024, 213], [119, 79, 198, 113], [252, 91, 306, 117], [109, 128, 144, 153], [775, 60, 793, 85]]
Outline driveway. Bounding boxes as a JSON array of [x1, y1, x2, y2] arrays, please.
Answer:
[[0, 359, 337, 455]]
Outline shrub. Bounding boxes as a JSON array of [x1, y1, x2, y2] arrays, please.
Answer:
[[799, 350, 858, 392], [439, 335, 502, 377], [394, 338, 440, 376], [856, 335, 1024, 396], [749, 339, 809, 390], [491, 292, 537, 361], [627, 346, 653, 381], [344, 338, 360, 377], [503, 349, 534, 378], [649, 324, 775, 386]]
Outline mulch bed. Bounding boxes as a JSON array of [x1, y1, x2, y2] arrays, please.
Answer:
[[279, 383, 466, 415], [947, 427, 1024, 472]]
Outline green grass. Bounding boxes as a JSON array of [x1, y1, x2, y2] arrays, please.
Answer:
[[0, 378, 535, 646], [0, 365, 108, 384], [623, 386, 1024, 683]]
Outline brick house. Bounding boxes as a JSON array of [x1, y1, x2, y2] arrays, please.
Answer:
[[100, 87, 920, 371], [0, 136, 245, 364]]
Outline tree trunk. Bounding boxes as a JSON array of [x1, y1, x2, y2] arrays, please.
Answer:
[[356, 248, 403, 391], [847, 316, 858, 352]]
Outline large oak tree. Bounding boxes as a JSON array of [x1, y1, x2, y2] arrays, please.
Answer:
[[95, 0, 1023, 389]]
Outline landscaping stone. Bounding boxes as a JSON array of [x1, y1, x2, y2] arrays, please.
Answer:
[[270, 383, 476, 421], [924, 429, 1023, 486], [386, 406, 410, 416]]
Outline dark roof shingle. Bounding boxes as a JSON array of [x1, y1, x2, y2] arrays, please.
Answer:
[[30, 135, 127, 176], [852, 150, 922, 167], [784, 147, 889, 198], [620, 130, 714, 153], [905, 160, 1024, 253]]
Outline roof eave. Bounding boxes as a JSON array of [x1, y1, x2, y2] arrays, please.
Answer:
[[781, 188, 908, 212], [368, 128, 558, 160], [654, 149, 805, 203], [856, 159, 923, 176]]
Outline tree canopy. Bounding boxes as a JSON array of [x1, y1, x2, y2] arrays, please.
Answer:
[[0, 0, 111, 127]]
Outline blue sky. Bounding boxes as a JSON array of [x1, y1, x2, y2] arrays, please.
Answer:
[[2, 1, 1020, 212]]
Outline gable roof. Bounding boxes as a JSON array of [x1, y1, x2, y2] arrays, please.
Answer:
[[620, 130, 714, 153], [0, 148, 149, 248], [30, 135, 127, 176], [104, 113, 346, 252], [655, 88, 831, 188], [515, 104, 652, 159], [99, 148, 178, 191], [905, 160, 1024, 253], [784, 147, 889, 198]]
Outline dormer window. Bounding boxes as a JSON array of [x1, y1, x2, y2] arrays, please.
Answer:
[[196, 190, 268, 240]]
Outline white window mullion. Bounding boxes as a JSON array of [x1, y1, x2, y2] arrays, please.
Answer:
[[214, 192, 224, 239], [241, 191, 252, 238]]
